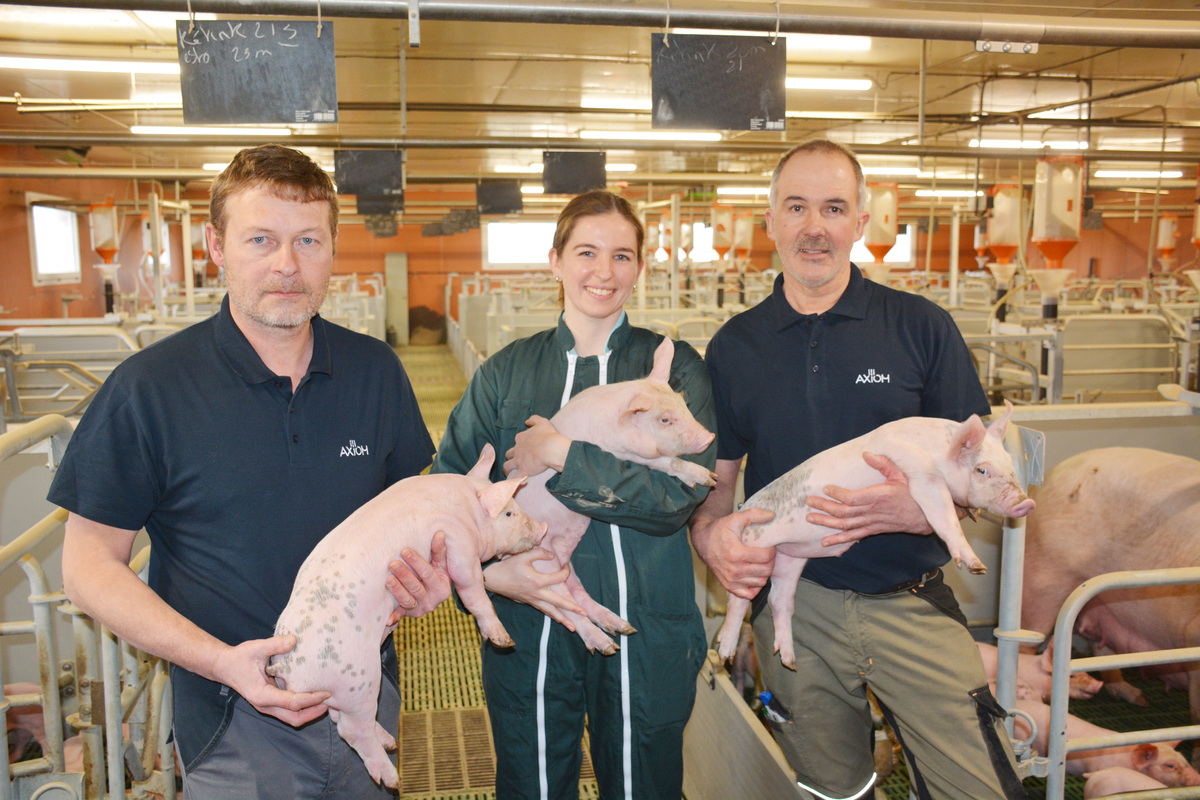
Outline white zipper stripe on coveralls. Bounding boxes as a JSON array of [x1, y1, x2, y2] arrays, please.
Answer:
[[535, 347, 633, 800]]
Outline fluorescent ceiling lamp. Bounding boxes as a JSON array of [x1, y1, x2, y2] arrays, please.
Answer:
[[786, 77, 872, 91], [1094, 169, 1183, 179], [580, 95, 652, 111], [863, 166, 920, 176], [579, 130, 721, 142], [915, 189, 984, 198], [521, 185, 545, 194], [671, 29, 871, 51], [969, 139, 1088, 150], [503, 162, 636, 173], [716, 186, 768, 195], [132, 125, 292, 136], [788, 110, 889, 119], [0, 55, 180, 74], [203, 163, 230, 172]]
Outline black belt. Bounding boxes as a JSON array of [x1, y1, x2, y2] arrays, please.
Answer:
[[861, 568, 941, 597]]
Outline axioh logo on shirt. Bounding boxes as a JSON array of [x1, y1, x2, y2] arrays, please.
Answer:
[[856, 369, 891, 384], [340, 439, 369, 457]]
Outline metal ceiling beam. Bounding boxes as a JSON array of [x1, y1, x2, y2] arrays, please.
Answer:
[[1, 132, 1196, 164], [11, 0, 1200, 49]]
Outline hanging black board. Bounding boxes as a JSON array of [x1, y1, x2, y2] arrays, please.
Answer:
[[356, 195, 404, 215], [177, 20, 338, 124], [542, 151, 606, 195], [650, 33, 786, 132], [476, 180, 523, 214], [334, 150, 405, 197]]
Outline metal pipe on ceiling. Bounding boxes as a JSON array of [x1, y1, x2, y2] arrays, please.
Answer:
[[1, 133, 1195, 165], [10, 0, 1200, 49]]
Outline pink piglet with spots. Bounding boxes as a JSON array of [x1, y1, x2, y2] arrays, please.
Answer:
[[267, 443, 547, 789]]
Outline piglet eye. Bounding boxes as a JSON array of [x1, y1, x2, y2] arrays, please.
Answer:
[[975, 466, 988, 476], [504, 510, 513, 517], [659, 416, 671, 425]]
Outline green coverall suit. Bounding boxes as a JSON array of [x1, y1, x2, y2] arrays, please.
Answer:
[[432, 314, 716, 800]]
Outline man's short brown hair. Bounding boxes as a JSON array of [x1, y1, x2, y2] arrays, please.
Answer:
[[209, 144, 338, 238]]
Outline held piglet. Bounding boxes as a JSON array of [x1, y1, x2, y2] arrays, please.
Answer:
[[716, 400, 1035, 670], [514, 336, 716, 654], [267, 444, 547, 788]]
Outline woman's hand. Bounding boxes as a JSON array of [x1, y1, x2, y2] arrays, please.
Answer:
[[482, 549, 585, 630], [504, 415, 571, 478]]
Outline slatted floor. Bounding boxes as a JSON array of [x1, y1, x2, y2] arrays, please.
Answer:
[[393, 344, 599, 800]]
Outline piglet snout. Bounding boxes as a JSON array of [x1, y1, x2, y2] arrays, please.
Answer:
[[1008, 496, 1036, 518]]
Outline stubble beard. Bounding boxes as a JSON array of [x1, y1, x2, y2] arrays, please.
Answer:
[[227, 277, 329, 330]]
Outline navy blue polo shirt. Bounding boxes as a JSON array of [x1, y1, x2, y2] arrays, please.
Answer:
[[706, 266, 990, 594], [48, 296, 434, 762]]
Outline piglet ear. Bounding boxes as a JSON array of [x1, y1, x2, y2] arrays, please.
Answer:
[[950, 415, 987, 462], [987, 399, 1015, 441], [477, 476, 523, 519], [648, 337, 674, 382], [467, 443, 497, 480], [620, 393, 654, 424], [1130, 743, 1159, 768]]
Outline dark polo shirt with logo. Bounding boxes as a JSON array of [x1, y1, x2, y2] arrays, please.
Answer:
[[706, 266, 990, 595], [48, 296, 434, 765]]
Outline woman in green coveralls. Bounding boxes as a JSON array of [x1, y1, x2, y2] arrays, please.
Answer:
[[432, 190, 717, 800]]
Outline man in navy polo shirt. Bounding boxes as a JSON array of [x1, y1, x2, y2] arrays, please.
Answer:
[[690, 140, 1026, 800], [50, 144, 450, 799]]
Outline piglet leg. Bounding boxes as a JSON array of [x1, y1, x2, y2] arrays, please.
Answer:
[[717, 595, 752, 662], [767, 554, 808, 670], [911, 479, 986, 574], [564, 564, 636, 636], [330, 701, 398, 788], [446, 538, 515, 647]]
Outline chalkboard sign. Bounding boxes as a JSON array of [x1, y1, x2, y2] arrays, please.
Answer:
[[650, 33, 786, 132], [356, 195, 404, 216], [476, 180, 523, 214], [334, 150, 405, 197], [177, 20, 337, 124], [543, 151, 607, 195]]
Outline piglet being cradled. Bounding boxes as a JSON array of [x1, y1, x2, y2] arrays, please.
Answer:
[[267, 444, 547, 788], [716, 401, 1035, 670]]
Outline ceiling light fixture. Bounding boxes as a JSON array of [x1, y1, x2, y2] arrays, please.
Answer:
[[862, 166, 920, 176], [671, 29, 871, 52], [132, 125, 292, 136], [915, 189, 984, 198], [785, 77, 872, 91], [0, 55, 180, 74], [579, 130, 722, 142], [520, 185, 545, 194], [969, 139, 1088, 150], [1094, 169, 1184, 179]]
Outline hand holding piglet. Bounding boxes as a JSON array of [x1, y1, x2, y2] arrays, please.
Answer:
[[384, 531, 452, 623], [806, 452, 937, 545], [504, 415, 570, 477], [482, 548, 584, 630]]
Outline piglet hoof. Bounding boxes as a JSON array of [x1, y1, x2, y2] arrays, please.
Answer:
[[968, 560, 987, 575], [490, 634, 515, 649], [602, 621, 637, 636], [589, 641, 619, 656]]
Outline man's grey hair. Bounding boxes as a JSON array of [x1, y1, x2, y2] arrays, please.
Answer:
[[768, 139, 867, 214]]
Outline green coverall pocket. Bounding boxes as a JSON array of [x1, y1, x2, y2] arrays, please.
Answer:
[[626, 604, 706, 730]]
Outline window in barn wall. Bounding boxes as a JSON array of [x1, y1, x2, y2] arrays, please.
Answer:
[[483, 221, 557, 271], [27, 193, 82, 286]]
